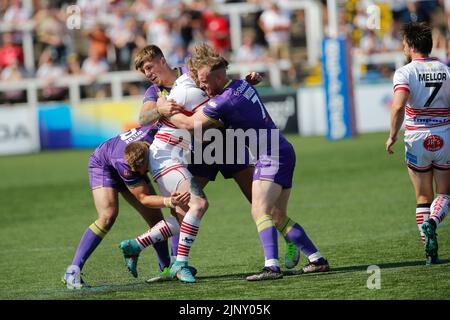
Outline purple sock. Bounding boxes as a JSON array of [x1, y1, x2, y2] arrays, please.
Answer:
[[258, 226, 279, 261], [171, 233, 179, 257], [284, 222, 318, 257], [71, 225, 105, 270], [152, 240, 171, 271]]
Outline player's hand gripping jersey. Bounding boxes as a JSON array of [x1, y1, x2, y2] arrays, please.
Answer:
[[393, 57, 450, 170], [150, 73, 210, 181]]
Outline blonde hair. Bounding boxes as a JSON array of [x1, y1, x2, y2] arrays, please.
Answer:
[[186, 43, 229, 80], [124, 141, 149, 171], [134, 45, 164, 72]]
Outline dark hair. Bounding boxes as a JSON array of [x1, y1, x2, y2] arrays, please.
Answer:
[[401, 22, 433, 55]]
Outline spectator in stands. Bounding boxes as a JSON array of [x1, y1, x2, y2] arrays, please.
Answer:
[[258, 2, 292, 61], [233, 32, 267, 63], [2, 0, 32, 43], [77, 0, 107, 30], [167, 45, 189, 67], [151, 0, 181, 19], [0, 56, 26, 104], [81, 47, 110, 98], [359, 29, 382, 55], [145, 14, 184, 60], [131, 0, 153, 18], [88, 24, 111, 61], [203, 8, 231, 56], [0, 32, 23, 70], [110, 16, 140, 70], [67, 52, 82, 75], [176, 2, 203, 50], [36, 47, 67, 101], [33, 4, 67, 64], [380, 23, 402, 52], [2, 0, 32, 26]]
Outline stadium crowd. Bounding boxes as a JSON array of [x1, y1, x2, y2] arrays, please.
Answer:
[[0, 0, 449, 103]]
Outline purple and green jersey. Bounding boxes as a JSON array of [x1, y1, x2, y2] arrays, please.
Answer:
[[88, 125, 158, 191], [143, 66, 187, 103], [202, 79, 296, 189]]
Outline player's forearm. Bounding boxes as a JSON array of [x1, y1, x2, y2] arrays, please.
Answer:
[[139, 194, 173, 209], [169, 114, 195, 131], [389, 105, 405, 139], [138, 108, 160, 126]]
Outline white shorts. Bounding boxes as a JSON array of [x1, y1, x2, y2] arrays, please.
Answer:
[[149, 141, 190, 178], [155, 165, 192, 197], [404, 126, 450, 171]]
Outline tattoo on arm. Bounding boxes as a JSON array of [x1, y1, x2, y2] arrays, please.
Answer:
[[139, 108, 160, 126], [189, 178, 206, 199]]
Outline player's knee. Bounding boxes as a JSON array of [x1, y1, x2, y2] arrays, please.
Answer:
[[190, 197, 209, 215], [97, 212, 118, 230]]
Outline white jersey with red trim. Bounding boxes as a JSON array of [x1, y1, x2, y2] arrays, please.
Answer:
[[150, 73, 210, 180], [393, 57, 450, 130]]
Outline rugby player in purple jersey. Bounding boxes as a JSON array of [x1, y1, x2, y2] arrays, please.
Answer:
[[167, 44, 330, 281], [62, 125, 190, 289]]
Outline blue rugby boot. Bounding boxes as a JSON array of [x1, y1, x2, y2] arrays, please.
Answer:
[[119, 239, 142, 278], [170, 261, 196, 283]]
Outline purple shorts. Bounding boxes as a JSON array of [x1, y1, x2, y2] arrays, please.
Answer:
[[188, 162, 250, 181], [253, 144, 296, 189], [88, 153, 149, 191]]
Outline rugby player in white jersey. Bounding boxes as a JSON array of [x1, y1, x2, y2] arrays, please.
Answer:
[[386, 22, 450, 265], [119, 69, 211, 283]]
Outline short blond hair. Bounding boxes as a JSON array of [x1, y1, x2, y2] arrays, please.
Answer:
[[124, 141, 149, 171], [134, 45, 164, 72], [186, 43, 229, 79]]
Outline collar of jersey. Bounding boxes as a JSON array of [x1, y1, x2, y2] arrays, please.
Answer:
[[223, 79, 232, 89], [413, 57, 438, 62], [161, 67, 182, 89]]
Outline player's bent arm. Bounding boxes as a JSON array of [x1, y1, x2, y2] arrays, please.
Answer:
[[127, 182, 168, 208], [169, 111, 220, 131], [138, 101, 160, 126], [389, 90, 409, 140]]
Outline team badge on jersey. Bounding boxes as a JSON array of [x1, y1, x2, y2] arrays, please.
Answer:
[[423, 135, 444, 151]]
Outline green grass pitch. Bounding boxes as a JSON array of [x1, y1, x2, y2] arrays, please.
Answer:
[[0, 132, 449, 300]]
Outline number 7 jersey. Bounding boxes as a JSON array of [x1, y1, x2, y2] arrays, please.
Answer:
[[393, 57, 450, 130]]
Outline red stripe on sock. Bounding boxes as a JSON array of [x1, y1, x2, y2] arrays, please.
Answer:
[[180, 224, 199, 236], [163, 221, 173, 237]]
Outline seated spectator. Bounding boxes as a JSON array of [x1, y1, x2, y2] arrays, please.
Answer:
[[359, 29, 382, 55], [0, 57, 26, 104], [233, 33, 267, 63], [380, 24, 402, 52], [88, 24, 111, 61], [67, 52, 82, 75], [0, 32, 23, 70], [81, 48, 110, 98], [36, 48, 67, 101], [2, 0, 32, 26], [33, 5, 68, 64], [2, 0, 32, 43], [110, 17, 140, 70]]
